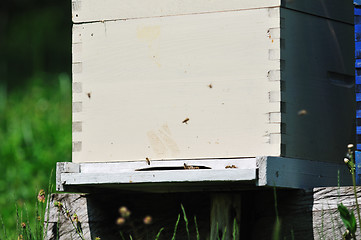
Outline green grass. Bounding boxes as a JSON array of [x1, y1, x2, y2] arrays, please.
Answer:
[[0, 73, 71, 238]]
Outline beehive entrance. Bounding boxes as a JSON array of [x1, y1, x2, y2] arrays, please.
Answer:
[[135, 165, 211, 171]]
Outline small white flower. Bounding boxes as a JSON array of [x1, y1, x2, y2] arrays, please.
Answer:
[[344, 158, 349, 164], [348, 144, 354, 149]]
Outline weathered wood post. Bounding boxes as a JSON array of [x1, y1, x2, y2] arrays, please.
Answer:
[[54, 0, 355, 239]]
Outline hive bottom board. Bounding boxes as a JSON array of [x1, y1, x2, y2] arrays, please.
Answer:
[[57, 156, 351, 192]]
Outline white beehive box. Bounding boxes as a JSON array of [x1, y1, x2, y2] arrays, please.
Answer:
[[71, 0, 354, 166]]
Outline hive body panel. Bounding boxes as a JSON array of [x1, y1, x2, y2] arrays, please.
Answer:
[[72, 8, 282, 162], [72, 2, 354, 164], [280, 8, 354, 163]]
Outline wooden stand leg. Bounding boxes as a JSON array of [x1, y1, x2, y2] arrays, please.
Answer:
[[210, 193, 241, 240]]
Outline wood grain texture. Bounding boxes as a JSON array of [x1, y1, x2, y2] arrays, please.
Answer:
[[71, 0, 353, 24], [72, 8, 281, 163]]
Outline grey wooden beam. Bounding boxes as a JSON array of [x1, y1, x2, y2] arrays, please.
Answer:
[[257, 156, 352, 189]]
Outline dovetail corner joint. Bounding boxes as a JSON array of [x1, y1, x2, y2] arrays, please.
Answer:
[[72, 62, 83, 74], [72, 141, 82, 152], [72, 82, 82, 93], [72, 122, 82, 132], [72, 102, 82, 113], [267, 70, 281, 81]]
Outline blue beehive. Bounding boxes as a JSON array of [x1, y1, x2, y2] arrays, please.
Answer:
[[355, 0, 361, 183]]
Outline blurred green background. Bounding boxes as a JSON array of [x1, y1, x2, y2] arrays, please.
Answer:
[[0, 0, 72, 237]]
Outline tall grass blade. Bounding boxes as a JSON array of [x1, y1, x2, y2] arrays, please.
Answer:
[[16, 204, 20, 237], [272, 219, 281, 240], [24, 203, 34, 240], [232, 218, 238, 240], [221, 226, 227, 240], [0, 215, 7, 239], [346, 145, 361, 234], [272, 186, 281, 240], [338, 203, 357, 235], [119, 231, 126, 240], [154, 227, 164, 240], [180, 204, 190, 240], [171, 214, 181, 240], [35, 200, 40, 240], [194, 216, 200, 240], [273, 186, 279, 221], [315, 226, 323, 240], [129, 234, 133, 240], [351, 169, 361, 234], [47, 169, 54, 202]]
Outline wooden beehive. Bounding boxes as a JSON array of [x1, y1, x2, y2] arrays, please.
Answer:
[[71, 0, 354, 165]]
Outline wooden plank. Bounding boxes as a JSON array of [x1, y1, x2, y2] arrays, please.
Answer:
[[280, 8, 354, 164], [71, 0, 280, 23], [71, 0, 352, 24], [257, 156, 352, 189], [72, 9, 281, 163], [60, 169, 257, 185]]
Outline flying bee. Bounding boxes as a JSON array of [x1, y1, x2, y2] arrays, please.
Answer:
[[298, 109, 307, 116], [182, 118, 190, 124]]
